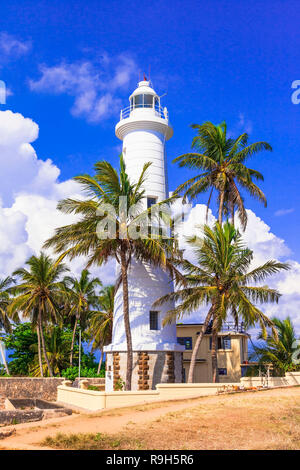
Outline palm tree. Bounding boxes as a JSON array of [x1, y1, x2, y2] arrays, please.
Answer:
[[63, 269, 102, 366], [155, 222, 289, 383], [10, 253, 68, 377], [88, 285, 114, 374], [173, 121, 271, 229], [44, 156, 177, 390], [30, 327, 74, 377], [0, 277, 18, 374], [253, 316, 300, 375]]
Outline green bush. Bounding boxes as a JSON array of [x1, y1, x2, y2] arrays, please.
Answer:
[[87, 385, 101, 391], [61, 365, 104, 382]]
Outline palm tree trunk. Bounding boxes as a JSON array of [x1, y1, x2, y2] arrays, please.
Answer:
[[231, 200, 235, 227], [187, 306, 214, 383], [70, 317, 78, 366], [120, 248, 133, 391], [211, 315, 219, 383], [36, 321, 44, 377], [218, 190, 225, 225], [97, 347, 103, 374], [39, 309, 53, 377], [0, 339, 9, 375]]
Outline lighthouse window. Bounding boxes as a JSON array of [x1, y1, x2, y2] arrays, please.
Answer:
[[144, 94, 153, 108], [134, 94, 143, 108], [147, 196, 157, 209], [149, 311, 159, 330]]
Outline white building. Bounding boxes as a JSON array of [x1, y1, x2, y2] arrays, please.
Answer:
[[105, 79, 184, 391]]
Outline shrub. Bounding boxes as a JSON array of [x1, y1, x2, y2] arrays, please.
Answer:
[[61, 366, 104, 382]]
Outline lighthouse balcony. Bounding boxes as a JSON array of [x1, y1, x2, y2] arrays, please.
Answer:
[[120, 103, 169, 121], [116, 105, 173, 141]]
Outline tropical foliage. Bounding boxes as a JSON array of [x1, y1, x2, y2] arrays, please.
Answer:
[[88, 285, 114, 373], [252, 317, 300, 375], [0, 120, 293, 388], [2, 322, 100, 377], [173, 121, 271, 228], [156, 222, 289, 382], [62, 269, 101, 366], [9, 253, 68, 377], [44, 155, 176, 390]]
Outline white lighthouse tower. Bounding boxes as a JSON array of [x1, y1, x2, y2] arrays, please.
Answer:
[[105, 79, 184, 391]]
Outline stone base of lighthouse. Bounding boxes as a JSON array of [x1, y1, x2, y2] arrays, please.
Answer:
[[105, 351, 184, 391]]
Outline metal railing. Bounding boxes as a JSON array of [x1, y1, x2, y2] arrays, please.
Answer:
[[205, 321, 246, 334], [120, 104, 169, 121]]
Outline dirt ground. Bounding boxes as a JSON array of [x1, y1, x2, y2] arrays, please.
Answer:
[[0, 387, 299, 450]]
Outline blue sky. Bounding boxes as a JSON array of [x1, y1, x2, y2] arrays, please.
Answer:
[[1, 0, 299, 256], [0, 1, 300, 333]]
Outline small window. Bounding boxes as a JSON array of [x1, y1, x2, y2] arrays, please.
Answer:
[[177, 337, 192, 350], [209, 337, 231, 350], [149, 311, 159, 330], [147, 197, 157, 209], [223, 337, 231, 350], [218, 368, 227, 376]]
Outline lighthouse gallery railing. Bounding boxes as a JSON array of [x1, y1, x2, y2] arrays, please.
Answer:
[[120, 104, 169, 121]]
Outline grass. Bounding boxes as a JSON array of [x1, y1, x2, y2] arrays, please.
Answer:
[[42, 388, 300, 450], [42, 432, 143, 450]]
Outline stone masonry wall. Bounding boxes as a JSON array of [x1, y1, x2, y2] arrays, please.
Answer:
[[0, 378, 64, 405], [106, 351, 183, 391]]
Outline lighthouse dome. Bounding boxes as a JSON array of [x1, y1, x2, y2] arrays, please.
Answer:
[[116, 80, 173, 140], [129, 80, 159, 110]]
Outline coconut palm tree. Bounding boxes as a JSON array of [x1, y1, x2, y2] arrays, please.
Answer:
[[10, 253, 68, 377], [173, 121, 271, 229], [88, 285, 114, 374], [0, 277, 18, 374], [155, 222, 289, 383], [63, 269, 102, 366], [30, 327, 74, 377], [253, 316, 300, 375], [44, 156, 178, 390]]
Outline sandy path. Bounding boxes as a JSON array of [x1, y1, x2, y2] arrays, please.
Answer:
[[0, 396, 206, 450], [1, 387, 297, 450]]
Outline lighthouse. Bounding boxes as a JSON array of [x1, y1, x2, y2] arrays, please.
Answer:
[[105, 79, 184, 391]]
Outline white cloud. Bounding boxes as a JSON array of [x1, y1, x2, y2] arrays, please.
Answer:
[[274, 208, 295, 217], [29, 55, 137, 123], [0, 109, 114, 284], [0, 32, 31, 62], [228, 113, 253, 137]]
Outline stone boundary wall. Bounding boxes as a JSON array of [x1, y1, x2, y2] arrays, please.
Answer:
[[57, 371, 300, 412], [0, 377, 106, 405], [57, 382, 240, 411], [241, 372, 300, 388], [0, 378, 64, 402]]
